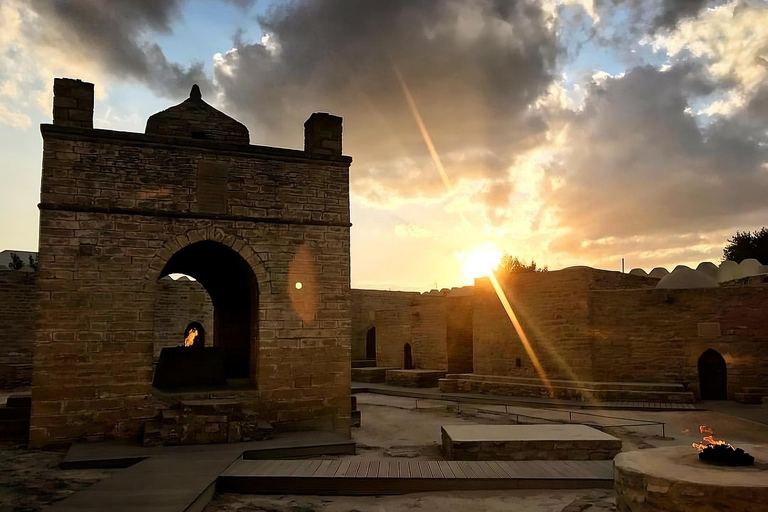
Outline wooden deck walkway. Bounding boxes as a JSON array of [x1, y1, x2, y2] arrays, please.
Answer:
[[218, 458, 614, 494]]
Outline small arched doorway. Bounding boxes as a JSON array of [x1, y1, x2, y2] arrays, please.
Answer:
[[365, 327, 376, 361], [698, 349, 727, 400], [404, 343, 414, 370]]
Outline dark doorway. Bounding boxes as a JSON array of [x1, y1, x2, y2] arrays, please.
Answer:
[[159, 241, 258, 381], [698, 349, 727, 400], [404, 343, 414, 370], [365, 327, 376, 360]]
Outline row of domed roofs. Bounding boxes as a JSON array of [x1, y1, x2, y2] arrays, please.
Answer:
[[629, 259, 767, 289]]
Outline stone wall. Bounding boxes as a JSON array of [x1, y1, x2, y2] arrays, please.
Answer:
[[350, 289, 419, 361], [0, 271, 37, 389], [356, 288, 474, 371], [153, 277, 214, 360], [30, 79, 352, 448], [446, 294, 474, 373], [590, 284, 768, 398], [472, 267, 768, 398], [473, 268, 659, 382]]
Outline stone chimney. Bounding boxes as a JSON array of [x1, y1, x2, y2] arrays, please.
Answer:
[[53, 78, 94, 129], [304, 112, 342, 158]]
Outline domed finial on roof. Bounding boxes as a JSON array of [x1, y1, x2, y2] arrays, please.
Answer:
[[189, 84, 202, 100]]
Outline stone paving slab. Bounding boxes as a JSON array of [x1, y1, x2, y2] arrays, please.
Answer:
[[442, 424, 619, 442]]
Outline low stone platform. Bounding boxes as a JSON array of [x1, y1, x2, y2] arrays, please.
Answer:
[[439, 374, 695, 404], [386, 369, 447, 388], [352, 359, 377, 368], [442, 424, 622, 461], [351, 367, 400, 383], [615, 444, 768, 512], [143, 399, 273, 446]]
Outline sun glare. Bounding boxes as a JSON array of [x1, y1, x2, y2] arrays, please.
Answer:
[[461, 245, 503, 283]]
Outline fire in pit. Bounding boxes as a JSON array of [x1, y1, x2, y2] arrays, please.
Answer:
[[692, 425, 754, 466]]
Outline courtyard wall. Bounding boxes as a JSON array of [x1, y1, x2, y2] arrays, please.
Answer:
[[0, 271, 37, 389]]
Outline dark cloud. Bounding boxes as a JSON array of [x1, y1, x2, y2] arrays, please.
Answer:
[[27, 0, 253, 98], [214, 0, 558, 203], [542, 64, 768, 256], [652, 0, 711, 30]]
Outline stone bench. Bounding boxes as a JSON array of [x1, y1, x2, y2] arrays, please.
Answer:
[[441, 424, 622, 461], [386, 369, 446, 388], [351, 367, 399, 383]]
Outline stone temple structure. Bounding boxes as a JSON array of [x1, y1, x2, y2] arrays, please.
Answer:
[[29, 78, 352, 448]]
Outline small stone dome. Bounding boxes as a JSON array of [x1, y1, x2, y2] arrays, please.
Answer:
[[145, 85, 249, 144], [656, 267, 718, 289]]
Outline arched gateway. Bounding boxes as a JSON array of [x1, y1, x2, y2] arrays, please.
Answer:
[[698, 349, 727, 400], [30, 78, 353, 447]]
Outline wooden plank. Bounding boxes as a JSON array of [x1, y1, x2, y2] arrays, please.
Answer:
[[496, 461, 527, 478], [313, 460, 333, 477], [418, 461, 432, 478], [379, 460, 390, 478], [398, 459, 411, 478], [367, 460, 381, 478], [486, 460, 514, 478], [447, 461, 467, 479], [467, 461, 491, 478], [289, 460, 314, 476], [345, 459, 362, 477], [295, 460, 323, 477], [321, 460, 342, 477], [355, 460, 370, 478], [334, 459, 352, 477], [270, 460, 295, 476], [388, 460, 400, 478], [538, 461, 569, 478], [437, 461, 456, 478], [478, 461, 504, 478], [428, 461, 444, 478], [249, 460, 280, 476], [410, 461, 423, 478], [459, 461, 479, 478]]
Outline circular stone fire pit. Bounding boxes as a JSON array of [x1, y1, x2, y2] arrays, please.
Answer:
[[614, 444, 768, 512]]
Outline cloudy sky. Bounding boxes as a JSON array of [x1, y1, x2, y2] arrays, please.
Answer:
[[1, 0, 767, 291]]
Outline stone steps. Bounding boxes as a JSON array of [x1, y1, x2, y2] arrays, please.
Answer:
[[351, 367, 400, 383], [143, 398, 273, 447], [444, 374, 687, 392], [352, 359, 377, 368], [386, 370, 447, 388], [440, 376, 695, 404]]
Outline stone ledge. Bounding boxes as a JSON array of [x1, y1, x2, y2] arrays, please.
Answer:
[[386, 370, 447, 388], [41, 123, 352, 165]]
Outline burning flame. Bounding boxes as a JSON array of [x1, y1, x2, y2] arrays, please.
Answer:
[[184, 328, 198, 348], [691, 425, 732, 452]]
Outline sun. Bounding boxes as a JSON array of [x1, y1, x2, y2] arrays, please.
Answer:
[[461, 245, 503, 283]]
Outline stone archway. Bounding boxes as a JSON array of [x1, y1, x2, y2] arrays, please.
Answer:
[[698, 349, 727, 400], [146, 229, 271, 388], [159, 240, 257, 380], [365, 326, 376, 361]]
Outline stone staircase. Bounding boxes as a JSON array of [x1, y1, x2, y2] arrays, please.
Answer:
[[439, 374, 695, 404], [143, 399, 273, 447], [0, 392, 31, 443]]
